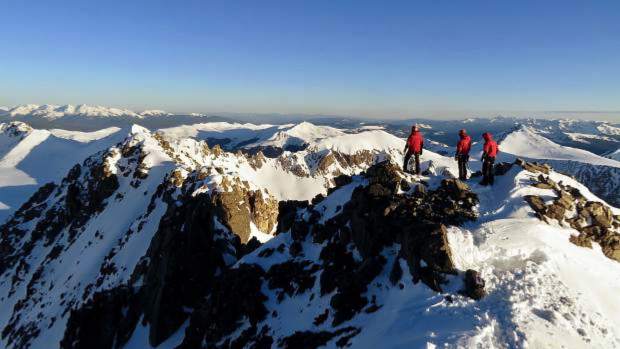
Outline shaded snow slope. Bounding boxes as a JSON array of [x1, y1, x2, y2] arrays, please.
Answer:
[[0, 123, 126, 222], [605, 148, 620, 161]]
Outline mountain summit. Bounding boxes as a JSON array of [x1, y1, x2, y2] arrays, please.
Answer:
[[0, 120, 619, 348]]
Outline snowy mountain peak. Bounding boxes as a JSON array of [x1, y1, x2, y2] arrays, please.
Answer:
[[140, 109, 171, 117], [2, 104, 141, 119]]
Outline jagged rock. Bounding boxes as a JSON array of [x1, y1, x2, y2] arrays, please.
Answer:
[[276, 200, 309, 235], [317, 152, 336, 173], [463, 269, 486, 300], [61, 287, 140, 349], [248, 151, 265, 169], [249, 191, 279, 234], [441, 179, 470, 199], [532, 174, 558, 190], [525, 195, 546, 214], [600, 234, 620, 262], [214, 182, 279, 243], [365, 160, 400, 184], [267, 261, 319, 301], [139, 192, 228, 346], [545, 203, 566, 221], [582, 202, 613, 228], [212, 144, 223, 157], [180, 264, 268, 348], [169, 169, 185, 186], [517, 159, 550, 174], [554, 191, 574, 210], [566, 217, 585, 230], [569, 234, 592, 249], [279, 327, 360, 349]]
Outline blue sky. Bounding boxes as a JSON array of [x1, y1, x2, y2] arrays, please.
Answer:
[[1, 0, 619, 120]]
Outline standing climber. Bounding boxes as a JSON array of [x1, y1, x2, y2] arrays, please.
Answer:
[[403, 125, 424, 175], [455, 129, 472, 180], [480, 132, 499, 185]]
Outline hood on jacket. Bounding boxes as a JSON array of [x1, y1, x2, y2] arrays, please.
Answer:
[[459, 129, 468, 139], [482, 132, 493, 141]]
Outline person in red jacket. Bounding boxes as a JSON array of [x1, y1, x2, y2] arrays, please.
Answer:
[[455, 129, 471, 180], [403, 125, 424, 175], [481, 132, 499, 185]]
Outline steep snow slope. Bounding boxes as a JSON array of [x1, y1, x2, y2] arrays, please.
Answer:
[[605, 148, 620, 161], [496, 126, 620, 207], [0, 122, 125, 222]]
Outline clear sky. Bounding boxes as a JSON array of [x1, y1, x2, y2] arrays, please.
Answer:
[[1, 0, 619, 120]]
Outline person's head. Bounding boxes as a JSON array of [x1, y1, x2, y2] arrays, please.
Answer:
[[411, 125, 419, 133], [459, 129, 467, 138], [482, 132, 492, 141]]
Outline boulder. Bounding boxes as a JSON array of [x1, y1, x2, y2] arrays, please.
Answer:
[[600, 234, 620, 262], [569, 234, 592, 249], [525, 195, 546, 214], [554, 191, 574, 210], [545, 203, 566, 221], [463, 269, 486, 300], [584, 202, 613, 228], [494, 162, 513, 176], [517, 159, 550, 174]]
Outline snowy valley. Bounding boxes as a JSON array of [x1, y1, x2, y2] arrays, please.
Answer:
[[0, 111, 619, 349]]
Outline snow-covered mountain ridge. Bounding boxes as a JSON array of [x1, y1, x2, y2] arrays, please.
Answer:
[[495, 126, 620, 207], [0, 119, 619, 348]]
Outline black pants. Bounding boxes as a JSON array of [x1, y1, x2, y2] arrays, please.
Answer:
[[457, 154, 469, 180], [482, 156, 495, 185], [403, 151, 420, 174]]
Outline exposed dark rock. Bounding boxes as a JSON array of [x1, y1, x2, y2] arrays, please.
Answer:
[[179, 264, 268, 348], [276, 200, 309, 235], [266, 261, 319, 301], [494, 162, 513, 176], [389, 258, 403, 285], [139, 192, 229, 346], [569, 234, 592, 249], [60, 287, 140, 349], [463, 269, 486, 300], [525, 195, 546, 214], [279, 326, 360, 349], [517, 159, 551, 174]]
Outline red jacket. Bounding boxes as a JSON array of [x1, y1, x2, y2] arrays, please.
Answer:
[[407, 130, 424, 153], [482, 133, 498, 158], [456, 134, 472, 155]]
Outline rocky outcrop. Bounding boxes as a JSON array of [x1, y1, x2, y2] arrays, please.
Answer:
[[60, 161, 484, 349], [525, 174, 620, 262], [214, 177, 279, 243]]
